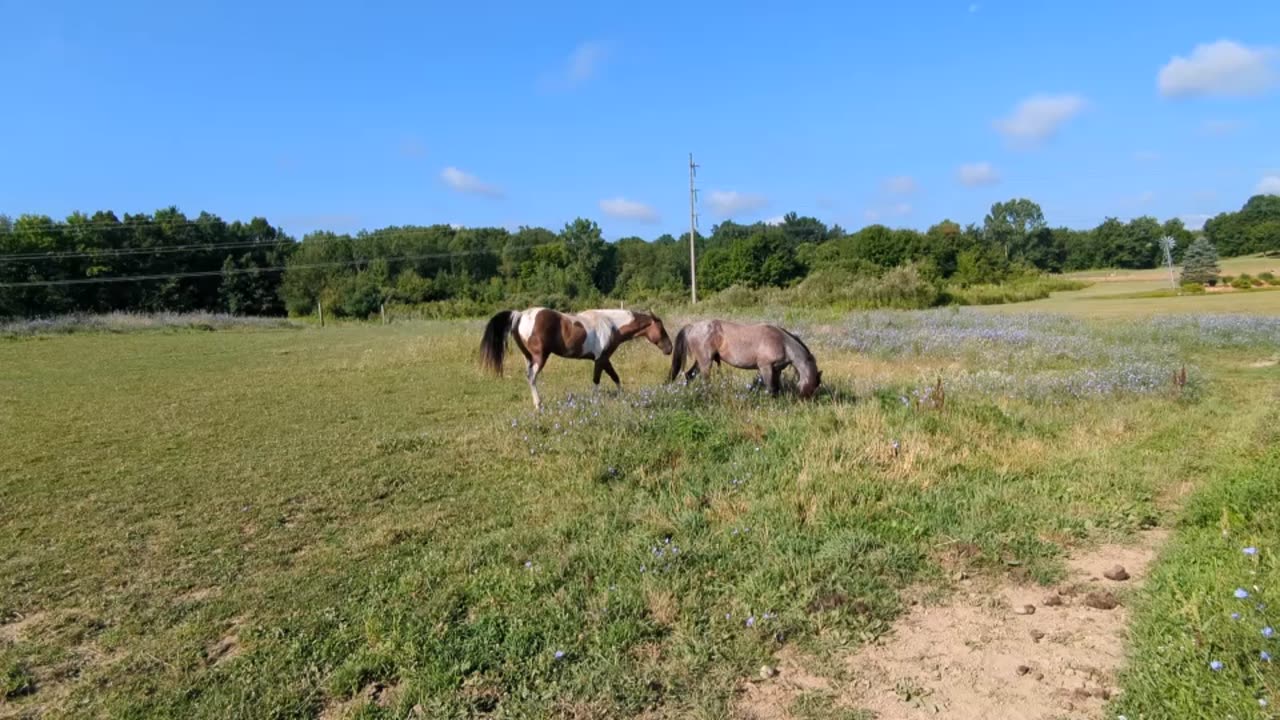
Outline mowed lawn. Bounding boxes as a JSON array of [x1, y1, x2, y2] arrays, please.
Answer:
[[2, 293, 1279, 717]]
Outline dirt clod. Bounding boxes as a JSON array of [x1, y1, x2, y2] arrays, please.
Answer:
[[1043, 594, 1064, 607], [1013, 604, 1036, 615], [1029, 629, 1046, 642], [1083, 591, 1119, 610], [759, 665, 777, 680], [1016, 665, 1031, 676], [1103, 565, 1130, 581]]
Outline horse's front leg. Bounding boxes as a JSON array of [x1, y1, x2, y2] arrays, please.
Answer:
[[760, 363, 782, 396]]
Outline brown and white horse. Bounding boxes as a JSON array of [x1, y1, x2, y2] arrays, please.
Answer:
[[668, 319, 822, 398], [480, 307, 673, 409]]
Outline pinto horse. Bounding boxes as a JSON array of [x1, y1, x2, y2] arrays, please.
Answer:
[[480, 307, 673, 409], [669, 319, 822, 398]]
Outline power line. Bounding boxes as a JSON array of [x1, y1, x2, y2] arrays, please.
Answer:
[[0, 239, 295, 263], [0, 224, 509, 263], [0, 242, 560, 289], [0, 219, 270, 234]]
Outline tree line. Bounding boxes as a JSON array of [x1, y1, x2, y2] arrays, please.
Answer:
[[2, 195, 1277, 318]]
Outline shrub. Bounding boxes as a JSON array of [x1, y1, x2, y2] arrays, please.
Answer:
[[703, 284, 762, 309], [1258, 271, 1276, 281], [1230, 277, 1254, 290], [946, 277, 1089, 306], [1180, 283, 1205, 294]]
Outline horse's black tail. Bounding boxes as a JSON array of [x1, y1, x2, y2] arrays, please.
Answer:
[[480, 310, 516, 376], [668, 327, 689, 382]]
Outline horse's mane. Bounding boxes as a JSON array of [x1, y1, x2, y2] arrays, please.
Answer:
[[780, 327, 813, 360]]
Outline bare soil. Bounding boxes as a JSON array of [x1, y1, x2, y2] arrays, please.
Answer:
[[735, 529, 1168, 720]]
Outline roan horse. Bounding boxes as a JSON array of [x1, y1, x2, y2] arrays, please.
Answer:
[[480, 307, 673, 409], [669, 319, 822, 398]]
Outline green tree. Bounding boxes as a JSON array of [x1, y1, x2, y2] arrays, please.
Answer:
[[984, 198, 1046, 262], [1180, 237, 1221, 286]]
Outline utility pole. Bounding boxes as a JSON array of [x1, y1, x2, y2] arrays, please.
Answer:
[[688, 152, 699, 304]]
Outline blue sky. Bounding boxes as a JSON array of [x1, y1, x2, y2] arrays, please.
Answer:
[[2, 1, 1279, 240]]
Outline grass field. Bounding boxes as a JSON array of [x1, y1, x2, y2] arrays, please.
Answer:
[[3, 274, 1280, 718], [981, 254, 1280, 318]]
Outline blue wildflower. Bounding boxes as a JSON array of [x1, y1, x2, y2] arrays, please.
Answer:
[[1209, 660, 1223, 671], [1232, 612, 1242, 621], [554, 650, 565, 660], [1264, 627, 1274, 639], [1244, 546, 1258, 555], [1235, 588, 1250, 599], [745, 616, 756, 628], [1262, 651, 1272, 662]]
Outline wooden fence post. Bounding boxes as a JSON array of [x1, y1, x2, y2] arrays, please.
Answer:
[[317, 301, 324, 328]]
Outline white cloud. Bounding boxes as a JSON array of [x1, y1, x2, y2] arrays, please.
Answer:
[[1258, 175, 1280, 196], [957, 162, 1000, 187], [763, 215, 786, 226], [706, 190, 768, 216], [599, 197, 659, 223], [441, 167, 503, 198], [538, 41, 608, 92], [1158, 40, 1278, 98], [863, 209, 880, 222], [882, 176, 919, 195], [1133, 150, 1161, 162], [993, 94, 1087, 148]]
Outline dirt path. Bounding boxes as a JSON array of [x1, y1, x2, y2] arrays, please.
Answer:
[[736, 529, 1168, 720]]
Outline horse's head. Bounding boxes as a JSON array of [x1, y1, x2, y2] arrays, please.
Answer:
[[799, 368, 822, 399], [643, 312, 674, 355]]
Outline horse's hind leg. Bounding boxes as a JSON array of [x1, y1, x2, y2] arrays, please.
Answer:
[[527, 355, 545, 410]]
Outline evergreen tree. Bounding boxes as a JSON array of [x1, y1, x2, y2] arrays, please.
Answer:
[[1180, 236, 1221, 286]]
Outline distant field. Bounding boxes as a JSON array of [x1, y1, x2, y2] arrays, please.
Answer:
[[978, 254, 1280, 317], [3, 306, 1279, 718]]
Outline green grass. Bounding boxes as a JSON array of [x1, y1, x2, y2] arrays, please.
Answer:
[[979, 256, 1280, 318], [1111, 444, 1280, 718], [1, 303, 1278, 718]]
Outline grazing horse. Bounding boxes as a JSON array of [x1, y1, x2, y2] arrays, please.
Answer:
[[480, 307, 673, 409], [669, 319, 822, 398]]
